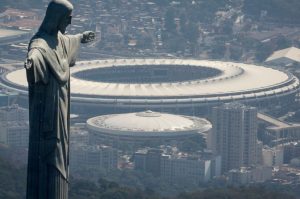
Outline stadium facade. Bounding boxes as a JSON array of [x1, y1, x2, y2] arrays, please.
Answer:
[[87, 110, 211, 148], [1, 59, 299, 115]]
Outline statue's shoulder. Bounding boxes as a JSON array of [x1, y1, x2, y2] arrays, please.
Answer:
[[29, 37, 48, 52], [25, 36, 47, 70], [25, 37, 49, 84]]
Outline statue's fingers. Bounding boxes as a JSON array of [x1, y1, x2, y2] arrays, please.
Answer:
[[90, 32, 95, 39]]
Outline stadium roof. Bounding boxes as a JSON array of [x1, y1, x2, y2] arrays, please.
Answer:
[[87, 110, 211, 136], [0, 28, 28, 38], [2, 59, 299, 106], [265, 47, 300, 64]]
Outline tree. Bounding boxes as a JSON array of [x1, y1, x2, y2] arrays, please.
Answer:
[[243, 0, 300, 24], [137, 34, 153, 49], [276, 36, 291, 50], [182, 23, 199, 43], [166, 35, 186, 53], [0, 157, 26, 199], [165, 8, 176, 33], [230, 46, 243, 61]]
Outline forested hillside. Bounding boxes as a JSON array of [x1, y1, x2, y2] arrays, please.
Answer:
[[0, 155, 296, 199], [243, 0, 300, 23]]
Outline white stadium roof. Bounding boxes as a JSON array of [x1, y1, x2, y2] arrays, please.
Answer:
[[2, 59, 299, 106], [87, 110, 211, 137], [0, 28, 28, 38]]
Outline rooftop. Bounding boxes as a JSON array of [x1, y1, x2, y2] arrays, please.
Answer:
[[4, 59, 299, 106], [87, 110, 211, 133], [257, 112, 300, 130], [0, 28, 28, 38], [265, 47, 300, 64]]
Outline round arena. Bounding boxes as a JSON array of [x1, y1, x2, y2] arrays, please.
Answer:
[[1, 59, 299, 115], [87, 110, 212, 148]]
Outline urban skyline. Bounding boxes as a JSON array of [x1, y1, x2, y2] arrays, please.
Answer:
[[1, 0, 300, 199]]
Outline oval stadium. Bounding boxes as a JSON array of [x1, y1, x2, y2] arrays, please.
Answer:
[[1, 59, 299, 115], [87, 110, 212, 148]]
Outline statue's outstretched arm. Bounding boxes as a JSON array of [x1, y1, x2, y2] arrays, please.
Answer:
[[80, 31, 95, 43]]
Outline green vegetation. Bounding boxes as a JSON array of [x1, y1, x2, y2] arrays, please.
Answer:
[[162, 0, 231, 54], [177, 136, 206, 153], [0, 157, 26, 199], [70, 178, 159, 199], [244, 0, 300, 24], [176, 187, 296, 199], [0, 154, 298, 199]]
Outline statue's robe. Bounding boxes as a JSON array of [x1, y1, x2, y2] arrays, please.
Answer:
[[25, 31, 80, 199]]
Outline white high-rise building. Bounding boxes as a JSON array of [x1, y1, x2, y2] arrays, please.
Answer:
[[212, 103, 258, 173]]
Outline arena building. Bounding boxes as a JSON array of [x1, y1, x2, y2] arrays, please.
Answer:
[[87, 110, 211, 148], [0, 28, 31, 45], [1, 59, 299, 115]]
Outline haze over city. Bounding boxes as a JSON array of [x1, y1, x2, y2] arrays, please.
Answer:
[[1, 0, 300, 199]]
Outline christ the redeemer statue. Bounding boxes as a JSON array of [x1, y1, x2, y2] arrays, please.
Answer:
[[24, 0, 95, 198]]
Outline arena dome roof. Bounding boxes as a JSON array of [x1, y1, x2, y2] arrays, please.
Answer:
[[86, 110, 211, 137]]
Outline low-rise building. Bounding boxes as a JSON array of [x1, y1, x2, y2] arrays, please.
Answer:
[[0, 105, 29, 148], [70, 144, 118, 171], [228, 166, 272, 185], [262, 146, 284, 167], [257, 112, 300, 144], [5, 121, 29, 148], [70, 126, 89, 145], [133, 147, 221, 184], [265, 47, 300, 66], [161, 155, 214, 184], [283, 142, 300, 164]]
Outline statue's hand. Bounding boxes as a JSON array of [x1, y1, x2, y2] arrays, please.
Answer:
[[81, 31, 95, 43]]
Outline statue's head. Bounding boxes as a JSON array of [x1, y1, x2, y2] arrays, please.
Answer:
[[39, 0, 73, 35]]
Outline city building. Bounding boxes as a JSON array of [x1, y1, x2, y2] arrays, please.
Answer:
[[70, 144, 118, 171], [272, 166, 300, 185], [211, 103, 259, 173], [4, 121, 29, 148], [70, 125, 89, 145], [133, 147, 221, 184], [265, 47, 300, 66], [134, 148, 162, 177], [283, 142, 300, 164], [0, 91, 18, 107], [161, 155, 212, 184], [228, 166, 272, 185], [228, 168, 251, 185], [87, 110, 211, 149], [0, 105, 29, 148], [258, 113, 300, 143], [0, 104, 28, 121], [0, 8, 41, 31], [262, 146, 284, 167]]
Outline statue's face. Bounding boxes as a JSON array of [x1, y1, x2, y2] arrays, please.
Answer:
[[58, 14, 72, 34]]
